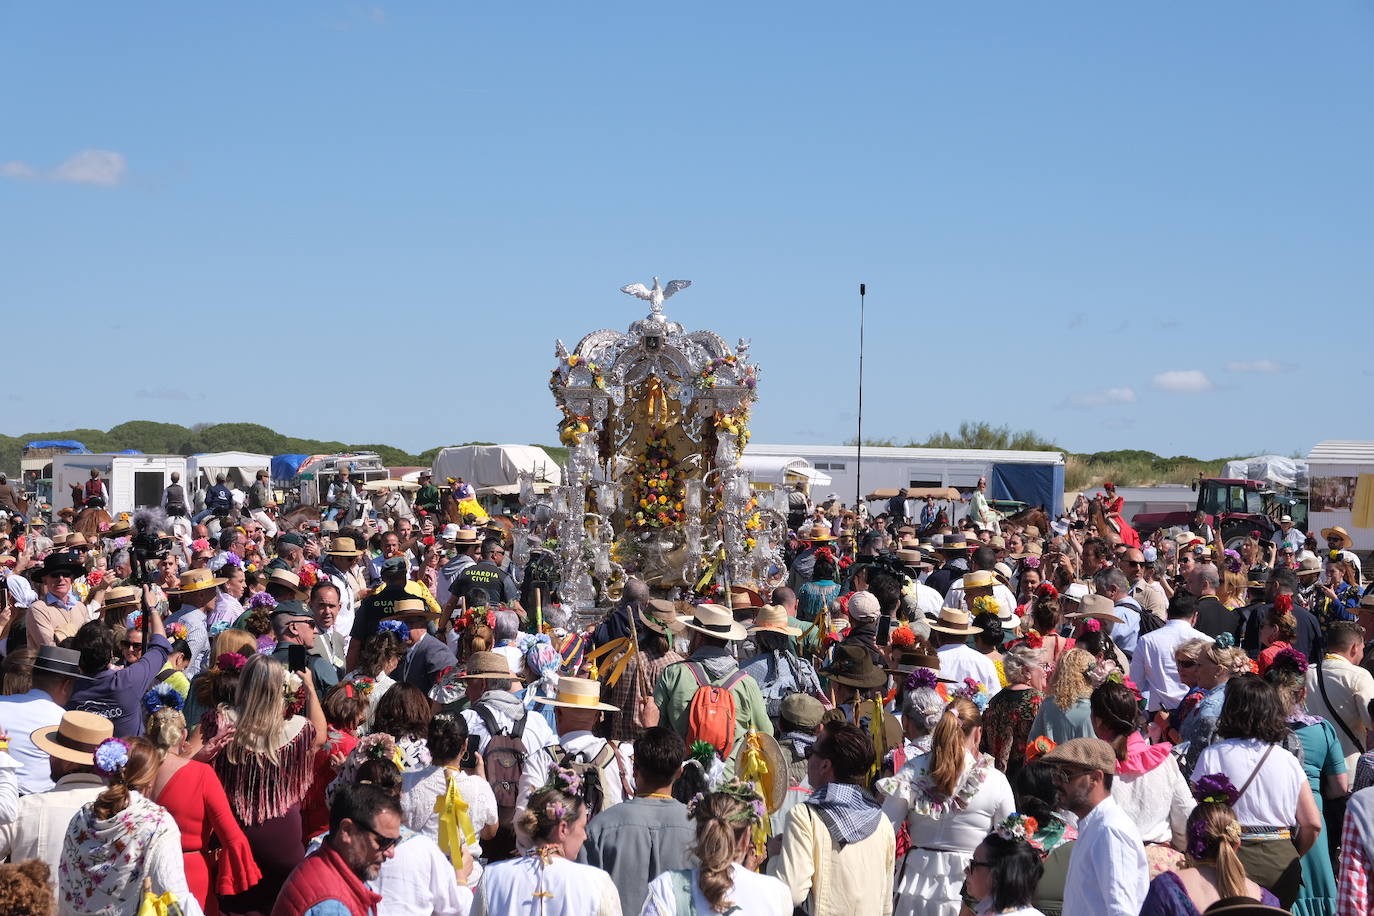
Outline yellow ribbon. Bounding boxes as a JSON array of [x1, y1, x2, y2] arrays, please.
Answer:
[[435, 769, 478, 874], [695, 546, 726, 592], [137, 890, 178, 916], [586, 636, 637, 687], [867, 697, 886, 785], [736, 729, 773, 859]]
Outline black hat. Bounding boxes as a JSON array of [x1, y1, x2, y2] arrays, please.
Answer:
[[38, 552, 83, 580], [278, 533, 305, 548], [32, 646, 90, 680], [821, 644, 888, 689]]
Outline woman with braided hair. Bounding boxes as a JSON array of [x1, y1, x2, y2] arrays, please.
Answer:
[[472, 768, 620, 915], [643, 781, 790, 915], [1139, 775, 1278, 916], [144, 685, 261, 910]]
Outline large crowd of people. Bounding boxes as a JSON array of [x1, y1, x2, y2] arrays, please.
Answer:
[[0, 473, 1371, 916]]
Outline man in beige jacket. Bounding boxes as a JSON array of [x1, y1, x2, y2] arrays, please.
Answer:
[[768, 720, 895, 916], [25, 552, 91, 649], [1306, 620, 1374, 770]]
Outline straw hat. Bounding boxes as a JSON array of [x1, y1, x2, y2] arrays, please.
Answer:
[[383, 597, 439, 622], [64, 533, 89, 549], [734, 731, 787, 812], [101, 585, 141, 610], [961, 570, 996, 590], [638, 599, 686, 635], [167, 568, 227, 595], [266, 568, 308, 599], [821, 644, 888, 689], [1296, 556, 1323, 578], [1062, 582, 1089, 603], [325, 536, 364, 557], [992, 562, 1013, 582], [1322, 526, 1354, 550], [1065, 593, 1124, 624], [929, 606, 983, 636], [31, 710, 114, 765], [452, 529, 482, 547], [1010, 542, 1043, 560], [460, 651, 516, 680], [49, 533, 68, 549], [675, 603, 748, 641], [748, 605, 802, 637], [728, 585, 765, 610], [805, 524, 836, 543], [896, 549, 932, 569], [1023, 526, 1042, 539], [104, 520, 132, 539], [536, 676, 619, 712]]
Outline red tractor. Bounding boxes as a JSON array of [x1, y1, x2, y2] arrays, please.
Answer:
[[1132, 476, 1309, 549]]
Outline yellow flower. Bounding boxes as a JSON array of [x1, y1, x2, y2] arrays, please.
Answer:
[[567, 355, 580, 366]]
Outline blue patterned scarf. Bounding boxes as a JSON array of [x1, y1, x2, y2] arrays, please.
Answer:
[[805, 782, 883, 847]]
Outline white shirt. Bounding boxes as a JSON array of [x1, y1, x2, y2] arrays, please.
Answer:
[[1129, 619, 1211, 711], [0, 688, 66, 793], [1306, 654, 1374, 771], [515, 730, 635, 816], [1110, 755, 1195, 847], [943, 583, 1018, 621], [369, 830, 471, 916], [1193, 739, 1305, 828], [324, 563, 363, 642], [644, 862, 791, 916], [460, 697, 558, 758], [908, 581, 944, 619], [935, 644, 1002, 695], [0, 773, 105, 880], [473, 855, 620, 916], [1062, 796, 1148, 916], [400, 766, 499, 886]]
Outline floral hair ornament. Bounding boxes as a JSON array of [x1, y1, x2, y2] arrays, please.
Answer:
[[971, 595, 999, 617], [1213, 631, 1236, 650], [376, 619, 410, 640], [1274, 595, 1293, 614], [994, 813, 1040, 844], [953, 678, 990, 712], [1035, 583, 1058, 599], [890, 625, 916, 648], [1193, 773, 1241, 806], [1024, 736, 1056, 762], [1081, 618, 1101, 633], [247, 592, 278, 611], [216, 652, 247, 672], [1021, 555, 1041, 570], [343, 677, 376, 699], [1020, 630, 1044, 649], [1104, 669, 1144, 702], [539, 763, 585, 799], [191, 538, 210, 553], [167, 622, 189, 641], [814, 546, 836, 565], [94, 737, 131, 777], [1223, 549, 1243, 574], [142, 683, 185, 715], [905, 667, 939, 691], [1273, 647, 1309, 673]]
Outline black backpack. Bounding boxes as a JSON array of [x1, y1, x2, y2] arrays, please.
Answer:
[[1123, 598, 1164, 636]]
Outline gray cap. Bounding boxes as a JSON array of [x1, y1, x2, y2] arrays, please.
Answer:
[[780, 693, 824, 730]]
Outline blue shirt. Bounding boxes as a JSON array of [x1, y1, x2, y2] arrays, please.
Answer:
[[1111, 598, 1142, 657]]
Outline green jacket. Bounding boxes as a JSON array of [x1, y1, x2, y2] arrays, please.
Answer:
[[416, 484, 441, 511], [653, 648, 773, 766]]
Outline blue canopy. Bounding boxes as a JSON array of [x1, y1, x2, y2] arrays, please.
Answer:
[[113, 449, 143, 455], [24, 440, 88, 452], [989, 462, 1065, 516], [272, 454, 311, 480]]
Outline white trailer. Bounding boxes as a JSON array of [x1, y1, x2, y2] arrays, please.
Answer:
[[430, 445, 562, 496], [744, 443, 1067, 515], [52, 453, 189, 515], [186, 451, 272, 498], [1306, 440, 1374, 550]]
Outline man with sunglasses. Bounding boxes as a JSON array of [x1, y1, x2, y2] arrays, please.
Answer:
[[275, 783, 401, 916], [1044, 737, 1147, 916], [1119, 547, 1167, 621], [26, 552, 91, 649]]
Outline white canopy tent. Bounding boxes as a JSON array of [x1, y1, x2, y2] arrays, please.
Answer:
[[739, 455, 832, 489], [430, 445, 562, 494], [186, 451, 272, 492]]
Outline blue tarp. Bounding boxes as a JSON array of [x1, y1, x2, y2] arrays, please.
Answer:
[[113, 449, 143, 455], [272, 454, 311, 480], [989, 463, 1064, 516], [24, 440, 89, 452]]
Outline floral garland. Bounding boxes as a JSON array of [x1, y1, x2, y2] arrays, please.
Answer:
[[909, 754, 993, 817], [685, 779, 767, 827], [630, 428, 685, 531], [1273, 647, 1309, 673], [995, 813, 1040, 844], [376, 619, 410, 641], [142, 683, 185, 715]]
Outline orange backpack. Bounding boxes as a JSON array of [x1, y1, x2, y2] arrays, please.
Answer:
[[683, 662, 749, 757]]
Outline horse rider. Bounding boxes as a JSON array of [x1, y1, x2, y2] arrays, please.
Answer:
[[81, 468, 109, 509], [969, 476, 1002, 536], [247, 469, 280, 539], [193, 473, 235, 525], [0, 473, 25, 520]]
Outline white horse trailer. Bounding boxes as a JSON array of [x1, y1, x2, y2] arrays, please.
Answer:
[[52, 453, 189, 516]]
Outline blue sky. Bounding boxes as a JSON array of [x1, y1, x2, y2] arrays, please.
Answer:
[[3, 2, 1371, 459]]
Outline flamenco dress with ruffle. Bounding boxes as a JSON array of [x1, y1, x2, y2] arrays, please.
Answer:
[[154, 758, 262, 915]]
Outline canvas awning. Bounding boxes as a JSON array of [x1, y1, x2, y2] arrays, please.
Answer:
[[739, 455, 830, 487], [866, 487, 962, 501]]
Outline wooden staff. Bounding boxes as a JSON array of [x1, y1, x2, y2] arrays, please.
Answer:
[[535, 588, 543, 634]]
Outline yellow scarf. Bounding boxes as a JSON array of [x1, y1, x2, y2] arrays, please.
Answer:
[[435, 768, 478, 873]]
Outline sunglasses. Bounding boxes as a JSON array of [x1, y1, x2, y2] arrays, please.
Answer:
[[965, 860, 993, 873], [1177, 659, 1197, 668], [121, 641, 145, 653], [354, 819, 400, 851]]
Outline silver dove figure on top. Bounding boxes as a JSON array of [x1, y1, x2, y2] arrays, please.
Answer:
[[619, 276, 691, 318]]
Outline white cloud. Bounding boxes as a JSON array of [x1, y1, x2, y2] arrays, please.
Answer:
[[1151, 369, 1214, 393], [1064, 386, 1136, 409], [1225, 360, 1290, 374], [0, 149, 127, 186]]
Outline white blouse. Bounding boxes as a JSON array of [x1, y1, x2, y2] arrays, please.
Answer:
[[642, 863, 791, 916], [878, 750, 1015, 854], [1192, 738, 1305, 827], [401, 765, 499, 886], [474, 855, 620, 916], [1111, 755, 1195, 847]]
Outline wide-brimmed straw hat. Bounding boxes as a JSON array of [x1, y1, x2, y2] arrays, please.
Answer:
[[961, 570, 996, 590], [1296, 556, 1323, 577], [728, 585, 765, 610], [1321, 526, 1354, 550], [675, 603, 748, 641], [640, 599, 686, 635], [748, 605, 802, 637], [929, 606, 983, 636], [167, 568, 227, 595], [31, 710, 114, 765], [1010, 542, 1043, 560], [535, 675, 619, 712], [104, 520, 132, 539], [805, 524, 836, 543], [821, 644, 888, 689], [64, 533, 90, 549], [102, 585, 141, 610], [460, 651, 516, 680], [383, 597, 439, 622], [896, 549, 932, 569], [266, 568, 308, 599], [325, 536, 364, 557], [1065, 593, 1124, 624]]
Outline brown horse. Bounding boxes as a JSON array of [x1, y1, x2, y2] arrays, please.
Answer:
[[73, 506, 112, 541], [916, 508, 950, 538], [278, 504, 322, 533], [1088, 496, 1141, 548], [1004, 505, 1050, 537]]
